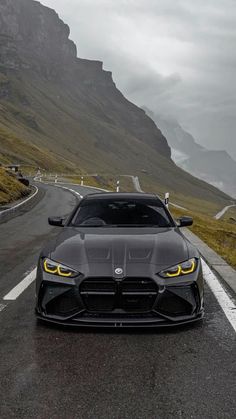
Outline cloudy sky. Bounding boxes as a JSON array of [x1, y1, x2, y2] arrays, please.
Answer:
[[41, 0, 236, 159]]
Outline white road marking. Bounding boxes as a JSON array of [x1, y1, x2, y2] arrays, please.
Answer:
[[0, 186, 39, 214], [201, 259, 236, 332], [0, 303, 7, 312], [54, 184, 83, 199], [3, 268, 37, 301], [65, 187, 83, 199]]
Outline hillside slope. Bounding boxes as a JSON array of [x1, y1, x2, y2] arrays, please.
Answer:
[[0, 167, 29, 205], [0, 0, 232, 210]]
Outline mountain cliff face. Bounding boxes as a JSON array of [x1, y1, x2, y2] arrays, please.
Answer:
[[0, 0, 170, 159], [0, 0, 232, 207], [0, 0, 77, 73]]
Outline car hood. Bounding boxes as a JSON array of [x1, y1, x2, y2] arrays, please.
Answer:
[[47, 227, 191, 276]]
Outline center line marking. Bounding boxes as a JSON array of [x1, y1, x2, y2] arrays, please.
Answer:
[[3, 267, 37, 301]]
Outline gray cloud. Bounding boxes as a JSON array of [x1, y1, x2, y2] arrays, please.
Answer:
[[41, 0, 236, 158]]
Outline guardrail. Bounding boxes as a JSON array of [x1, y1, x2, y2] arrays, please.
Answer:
[[0, 186, 41, 224]]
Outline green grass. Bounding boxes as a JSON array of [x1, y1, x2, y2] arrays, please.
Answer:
[[0, 125, 76, 172], [0, 168, 30, 205], [222, 207, 236, 222], [170, 207, 236, 270]]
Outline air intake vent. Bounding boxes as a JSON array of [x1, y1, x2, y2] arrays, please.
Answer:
[[80, 277, 158, 312], [80, 278, 116, 311]]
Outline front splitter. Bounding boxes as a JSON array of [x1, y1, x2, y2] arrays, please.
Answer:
[[36, 310, 204, 329]]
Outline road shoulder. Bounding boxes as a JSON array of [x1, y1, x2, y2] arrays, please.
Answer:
[[183, 228, 236, 296], [0, 185, 43, 224]]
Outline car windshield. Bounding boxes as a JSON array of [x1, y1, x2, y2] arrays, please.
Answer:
[[70, 198, 174, 227]]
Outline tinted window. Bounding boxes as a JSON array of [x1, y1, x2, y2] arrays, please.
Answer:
[[71, 198, 174, 227]]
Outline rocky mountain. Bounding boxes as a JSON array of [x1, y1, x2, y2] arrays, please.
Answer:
[[143, 109, 236, 198], [0, 0, 232, 209]]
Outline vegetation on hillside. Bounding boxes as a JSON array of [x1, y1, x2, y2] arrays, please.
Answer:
[[171, 207, 236, 269], [0, 168, 30, 205], [222, 207, 236, 222], [0, 123, 77, 173], [0, 67, 232, 214]]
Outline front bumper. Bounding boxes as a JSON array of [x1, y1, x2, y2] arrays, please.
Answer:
[[36, 272, 204, 328]]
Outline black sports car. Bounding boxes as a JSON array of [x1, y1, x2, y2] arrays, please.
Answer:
[[35, 192, 204, 327]]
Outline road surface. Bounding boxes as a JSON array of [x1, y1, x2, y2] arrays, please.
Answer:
[[0, 182, 236, 419], [214, 204, 236, 220]]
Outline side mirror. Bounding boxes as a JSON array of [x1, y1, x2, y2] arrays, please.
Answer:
[[48, 217, 64, 227], [177, 216, 193, 227]]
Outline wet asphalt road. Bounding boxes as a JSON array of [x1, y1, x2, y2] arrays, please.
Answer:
[[0, 182, 236, 419]]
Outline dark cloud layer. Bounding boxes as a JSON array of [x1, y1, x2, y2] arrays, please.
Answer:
[[41, 0, 236, 158]]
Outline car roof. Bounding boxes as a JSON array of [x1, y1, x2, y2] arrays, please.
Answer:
[[83, 192, 162, 202]]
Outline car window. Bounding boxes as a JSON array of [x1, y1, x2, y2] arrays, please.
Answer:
[[70, 199, 174, 227]]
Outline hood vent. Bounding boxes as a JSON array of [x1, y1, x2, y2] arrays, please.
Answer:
[[128, 249, 152, 260]]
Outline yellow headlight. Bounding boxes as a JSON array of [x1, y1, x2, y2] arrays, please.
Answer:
[[166, 265, 182, 278], [58, 265, 73, 277], [160, 258, 197, 278], [43, 258, 77, 278], [181, 259, 196, 275], [43, 259, 58, 274]]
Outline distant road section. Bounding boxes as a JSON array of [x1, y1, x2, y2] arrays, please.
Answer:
[[131, 176, 143, 192], [214, 204, 236, 220]]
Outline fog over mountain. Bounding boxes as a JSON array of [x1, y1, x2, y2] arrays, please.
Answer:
[[41, 0, 236, 159], [143, 108, 236, 198]]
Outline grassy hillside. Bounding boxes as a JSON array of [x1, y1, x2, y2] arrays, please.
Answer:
[[222, 207, 236, 222], [0, 167, 29, 205], [171, 207, 236, 269], [0, 70, 232, 212]]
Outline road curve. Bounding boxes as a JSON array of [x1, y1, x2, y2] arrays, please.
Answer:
[[214, 204, 236, 220], [0, 182, 236, 419]]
